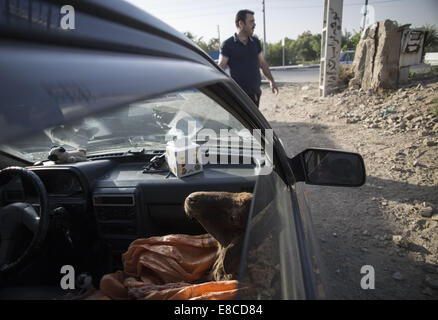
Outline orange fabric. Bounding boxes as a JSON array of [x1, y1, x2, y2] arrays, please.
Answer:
[[96, 234, 240, 300], [128, 280, 239, 300]]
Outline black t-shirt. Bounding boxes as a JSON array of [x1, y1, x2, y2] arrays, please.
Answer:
[[220, 34, 262, 95]]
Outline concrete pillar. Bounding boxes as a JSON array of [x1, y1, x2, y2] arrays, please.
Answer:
[[319, 0, 344, 97]]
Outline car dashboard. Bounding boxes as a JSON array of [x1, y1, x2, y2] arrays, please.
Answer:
[[2, 154, 259, 271]]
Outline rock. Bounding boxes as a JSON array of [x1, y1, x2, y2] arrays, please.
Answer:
[[423, 265, 438, 274], [425, 275, 438, 290], [392, 235, 409, 248], [423, 139, 437, 147], [399, 92, 408, 99], [420, 206, 434, 218], [422, 287, 437, 297], [413, 219, 428, 231], [392, 272, 404, 280], [398, 122, 407, 130], [405, 112, 415, 120], [301, 85, 310, 91], [349, 20, 401, 90], [422, 201, 434, 208]]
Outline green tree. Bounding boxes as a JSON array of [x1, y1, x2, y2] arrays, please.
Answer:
[[183, 31, 208, 52], [265, 32, 321, 66], [423, 24, 438, 53], [183, 31, 195, 41], [207, 38, 220, 52], [342, 29, 362, 51], [265, 40, 283, 66], [293, 31, 321, 62], [285, 37, 298, 65]]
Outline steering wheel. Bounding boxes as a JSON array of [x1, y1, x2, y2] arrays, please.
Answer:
[[0, 167, 50, 273]]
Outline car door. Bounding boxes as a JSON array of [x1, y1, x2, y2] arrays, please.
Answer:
[[195, 80, 324, 300], [235, 170, 321, 300]]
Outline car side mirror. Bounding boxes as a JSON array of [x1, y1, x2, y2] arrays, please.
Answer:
[[289, 148, 366, 187]]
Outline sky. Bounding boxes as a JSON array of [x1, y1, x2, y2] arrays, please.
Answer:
[[125, 0, 438, 44]]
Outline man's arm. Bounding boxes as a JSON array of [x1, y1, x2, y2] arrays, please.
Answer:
[[258, 53, 278, 95], [218, 54, 229, 71]]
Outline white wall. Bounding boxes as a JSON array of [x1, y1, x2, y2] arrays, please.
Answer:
[[425, 52, 438, 66]]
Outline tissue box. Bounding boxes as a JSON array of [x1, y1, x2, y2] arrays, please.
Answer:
[[165, 139, 203, 178]]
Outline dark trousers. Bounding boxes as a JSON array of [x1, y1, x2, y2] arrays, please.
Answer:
[[248, 92, 262, 108]]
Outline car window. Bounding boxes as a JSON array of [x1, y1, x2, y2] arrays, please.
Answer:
[[237, 171, 306, 299], [1, 88, 260, 162]]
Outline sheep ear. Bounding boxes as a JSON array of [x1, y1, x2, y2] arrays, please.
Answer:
[[59, 147, 66, 152]]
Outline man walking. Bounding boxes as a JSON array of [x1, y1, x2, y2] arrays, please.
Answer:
[[219, 9, 278, 108]]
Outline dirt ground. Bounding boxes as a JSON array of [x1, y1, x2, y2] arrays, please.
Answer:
[[258, 77, 438, 299]]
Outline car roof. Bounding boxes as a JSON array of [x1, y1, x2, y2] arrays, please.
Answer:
[[0, 0, 232, 143], [1, 0, 222, 68]]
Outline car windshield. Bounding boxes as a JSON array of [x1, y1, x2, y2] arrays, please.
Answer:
[[1, 88, 257, 162]]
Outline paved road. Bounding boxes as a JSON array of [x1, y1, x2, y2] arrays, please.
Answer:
[[268, 65, 320, 83]]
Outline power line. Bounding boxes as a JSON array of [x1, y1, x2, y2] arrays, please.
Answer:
[[143, 0, 402, 20], [169, 9, 256, 21], [265, 0, 402, 9], [145, 0, 259, 16]]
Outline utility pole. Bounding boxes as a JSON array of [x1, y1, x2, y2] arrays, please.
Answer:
[[319, 0, 344, 97], [262, 0, 266, 57], [362, 0, 368, 30], [282, 37, 285, 67], [217, 25, 221, 50]]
